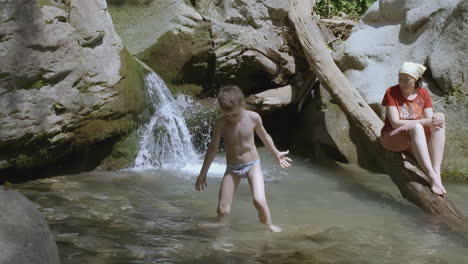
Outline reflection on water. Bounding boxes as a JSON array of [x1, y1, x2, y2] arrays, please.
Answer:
[[15, 149, 468, 264]]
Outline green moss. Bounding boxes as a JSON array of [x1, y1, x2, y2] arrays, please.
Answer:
[[0, 72, 9, 79], [0, 34, 12, 43], [323, 101, 341, 111], [30, 80, 44, 89], [8, 109, 20, 115], [15, 154, 36, 169], [37, 0, 70, 22], [38, 0, 52, 7], [137, 32, 193, 83], [448, 83, 466, 98], [113, 48, 147, 114], [52, 103, 66, 114], [74, 116, 134, 143], [136, 22, 215, 97], [442, 170, 468, 183], [38, 0, 65, 10], [169, 83, 203, 97], [100, 130, 140, 170]]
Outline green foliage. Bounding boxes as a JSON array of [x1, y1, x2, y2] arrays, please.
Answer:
[[442, 170, 468, 183], [315, 0, 376, 19], [30, 80, 44, 89]]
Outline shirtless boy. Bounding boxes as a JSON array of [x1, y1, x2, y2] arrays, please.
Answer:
[[195, 85, 292, 232]]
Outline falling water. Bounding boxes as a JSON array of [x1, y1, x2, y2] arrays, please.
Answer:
[[134, 73, 198, 169]]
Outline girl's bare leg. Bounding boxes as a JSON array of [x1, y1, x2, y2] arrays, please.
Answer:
[[408, 123, 445, 195], [428, 123, 446, 193]]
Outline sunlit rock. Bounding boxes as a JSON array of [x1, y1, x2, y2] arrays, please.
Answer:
[[0, 0, 148, 179]]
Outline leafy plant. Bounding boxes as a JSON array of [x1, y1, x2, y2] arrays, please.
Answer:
[[315, 0, 376, 19]]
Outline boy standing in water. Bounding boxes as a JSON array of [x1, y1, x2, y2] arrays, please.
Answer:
[[195, 85, 291, 232]]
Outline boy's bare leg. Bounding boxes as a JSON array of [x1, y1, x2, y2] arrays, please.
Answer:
[[216, 172, 240, 226], [199, 173, 240, 228], [248, 163, 281, 232]]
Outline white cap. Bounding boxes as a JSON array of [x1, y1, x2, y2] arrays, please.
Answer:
[[399, 62, 427, 80]]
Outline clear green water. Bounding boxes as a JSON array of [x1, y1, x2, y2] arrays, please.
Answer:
[[15, 149, 468, 264]]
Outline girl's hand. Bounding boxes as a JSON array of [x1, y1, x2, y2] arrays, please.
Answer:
[[276, 150, 292, 168], [432, 112, 445, 128]]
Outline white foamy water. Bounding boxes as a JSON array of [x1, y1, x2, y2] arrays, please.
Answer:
[[134, 73, 199, 169], [178, 161, 227, 178], [132, 73, 227, 176]]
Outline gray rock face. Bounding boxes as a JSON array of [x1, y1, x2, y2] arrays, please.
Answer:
[[0, 0, 147, 177], [108, 0, 297, 95], [246, 85, 292, 113], [0, 187, 60, 264], [198, 0, 297, 93], [334, 0, 468, 177]]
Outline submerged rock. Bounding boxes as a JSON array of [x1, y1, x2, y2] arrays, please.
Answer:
[[0, 186, 60, 264], [0, 0, 148, 180]]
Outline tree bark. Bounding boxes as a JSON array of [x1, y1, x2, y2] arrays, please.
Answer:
[[288, 0, 468, 236]]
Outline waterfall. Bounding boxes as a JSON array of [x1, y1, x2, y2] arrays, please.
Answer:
[[134, 73, 198, 169]]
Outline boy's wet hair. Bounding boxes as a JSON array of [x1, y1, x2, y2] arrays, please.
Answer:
[[218, 85, 244, 111]]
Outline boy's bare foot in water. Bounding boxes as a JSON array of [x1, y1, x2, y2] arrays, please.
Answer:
[[268, 224, 282, 233]]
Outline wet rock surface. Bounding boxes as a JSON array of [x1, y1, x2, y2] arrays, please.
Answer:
[[0, 186, 60, 264], [0, 0, 148, 179]]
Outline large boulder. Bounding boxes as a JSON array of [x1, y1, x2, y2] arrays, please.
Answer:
[[108, 0, 298, 96], [291, 85, 360, 165], [107, 0, 208, 95], [333, 0, 467, 179], [245, 85, 292, 113], [0, 0, 148, 181], [0, 186, 60, 264]]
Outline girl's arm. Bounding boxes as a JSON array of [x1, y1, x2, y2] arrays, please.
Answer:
[[386, 106, 434, 128]]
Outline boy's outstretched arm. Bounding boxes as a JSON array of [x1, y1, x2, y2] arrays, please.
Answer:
[[253, 113, 292, 168], [195, 116, 223, 191]]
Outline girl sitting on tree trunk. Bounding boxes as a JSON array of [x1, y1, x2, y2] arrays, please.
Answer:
[[380, 62, 447, 196]]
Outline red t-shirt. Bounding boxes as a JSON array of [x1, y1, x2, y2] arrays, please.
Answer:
[[381, 85, 433, 131]]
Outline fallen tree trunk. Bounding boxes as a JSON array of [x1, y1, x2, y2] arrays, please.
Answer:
[[288, 0, 468, 236]]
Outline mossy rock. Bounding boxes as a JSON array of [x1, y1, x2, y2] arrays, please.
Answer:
[[169, 83, 203, 97], [136, 22, 215, 96], [185, 105, 220, 152], [37, 0, 70, 15], [100, 130, 140, 170], [0, 48, 148, 182], [91, 48, 149, 169]]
